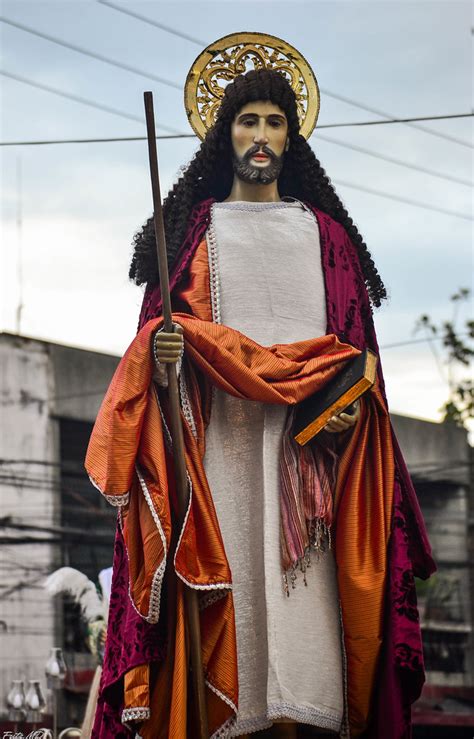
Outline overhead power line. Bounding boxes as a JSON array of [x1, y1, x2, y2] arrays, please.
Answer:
[[316, 133, 472, 187], [333, 179, 473, 221], [95, 2, 473, 149], [2, 15, 471, 184], [316, 112, 473, 134], [0, 15, 181, 90], [0, 90, 471, 215], [319, 89, 472, 149], [381, 331, 472, 350], [1, 113, 472, 147], [0, 517, 113, 539], [0, 536, 102, 545], [0, 457, 469, 477], [0, 69, 184, 134], [96, 0, 206, 46], [0, 452, 467, 470]]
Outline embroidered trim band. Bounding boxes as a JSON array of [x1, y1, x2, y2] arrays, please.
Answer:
[[133, 466, 167, 624], [88, 474, 129, 507], [121, 706, 151, 725], [174, 470, 233, 592], [206, 205, 222, 325]]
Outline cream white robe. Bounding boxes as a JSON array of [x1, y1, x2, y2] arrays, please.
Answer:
[[203, 201, 344, 736]]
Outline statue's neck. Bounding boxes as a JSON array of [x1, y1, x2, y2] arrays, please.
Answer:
[[224, 177, 281, 203]]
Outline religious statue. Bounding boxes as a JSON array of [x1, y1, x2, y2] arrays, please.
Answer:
[[86, 33, 435, 739]]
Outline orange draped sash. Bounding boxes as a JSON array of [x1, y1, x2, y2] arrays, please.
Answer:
[[86, 315, 394, 737]]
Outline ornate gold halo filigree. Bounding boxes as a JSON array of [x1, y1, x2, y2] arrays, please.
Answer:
[[184, 32, 320, 141]]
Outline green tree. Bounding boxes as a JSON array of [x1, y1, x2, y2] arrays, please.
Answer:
[[414, 288, 473, 428]]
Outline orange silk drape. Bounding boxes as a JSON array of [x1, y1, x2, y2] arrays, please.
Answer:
[[86, 313, 394, 737]]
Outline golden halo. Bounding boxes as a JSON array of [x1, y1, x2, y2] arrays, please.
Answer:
[[184, 32, 320, 141]]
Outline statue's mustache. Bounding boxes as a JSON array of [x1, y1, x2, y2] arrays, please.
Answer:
[[243, 144, 277, 162]]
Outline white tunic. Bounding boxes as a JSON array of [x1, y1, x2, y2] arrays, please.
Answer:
[[203, 201, 344, 736]]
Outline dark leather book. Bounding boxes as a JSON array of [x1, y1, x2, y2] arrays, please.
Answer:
[[293, 348, 378, 445]]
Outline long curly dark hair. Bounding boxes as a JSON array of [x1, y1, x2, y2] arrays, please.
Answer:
[[130, 69, 387, 307]]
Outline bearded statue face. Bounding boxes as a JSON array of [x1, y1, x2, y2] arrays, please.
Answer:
[[230, 100, 289, 185]]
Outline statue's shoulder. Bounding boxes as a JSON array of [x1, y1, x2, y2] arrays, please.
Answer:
[[305, 203, 366, 289], [304, 203, 350, 246], [189, 197, 215, 228], [170, 198, 215, 285]]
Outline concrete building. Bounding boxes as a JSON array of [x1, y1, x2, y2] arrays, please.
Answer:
[[0, 331, 472, 728], [392, 415, 473, 688], [0, 332, 119, 726]]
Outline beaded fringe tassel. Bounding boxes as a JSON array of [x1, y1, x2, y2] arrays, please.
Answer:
[[283, 519, 332, 597]]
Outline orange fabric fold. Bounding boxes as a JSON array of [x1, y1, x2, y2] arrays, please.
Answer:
[[124, 663, 150, 715], [177, 238, 212, 321], [335, 387, 395, 735], [86, 314, 394, 736]]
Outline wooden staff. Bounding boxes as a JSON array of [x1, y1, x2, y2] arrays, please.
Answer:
[[143, 91, 209, 739]]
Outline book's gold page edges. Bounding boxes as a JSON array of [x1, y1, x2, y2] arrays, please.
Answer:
[[294, 352, 377, 446], [365, 350, 377, 383]]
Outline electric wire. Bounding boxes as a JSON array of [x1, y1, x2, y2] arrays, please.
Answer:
[[0, 69, 184, 134], [0, 456, 469, 472], [0, 463, 466, 492], [0, 458, 469, 491], [382, 332, 472, 350], [96, 0, 206, 45], [316, 133, 473, 188], [319, 89, 473, 149], [333, 179, 473, 221], [0, 15, 181, 90], [1, 116, 472, 148], [2, 13, 472, 185], [94, 1, 473, 149], [2, 117, 472, 192], [315, 113, 474, 132]]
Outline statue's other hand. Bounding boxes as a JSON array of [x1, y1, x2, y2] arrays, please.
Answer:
[[323, 399, 361, 433]]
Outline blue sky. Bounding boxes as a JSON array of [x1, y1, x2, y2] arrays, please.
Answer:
[[0, 0, 472, 424]]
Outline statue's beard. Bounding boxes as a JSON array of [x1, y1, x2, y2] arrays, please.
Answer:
[[232, 144, 284, 185]]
